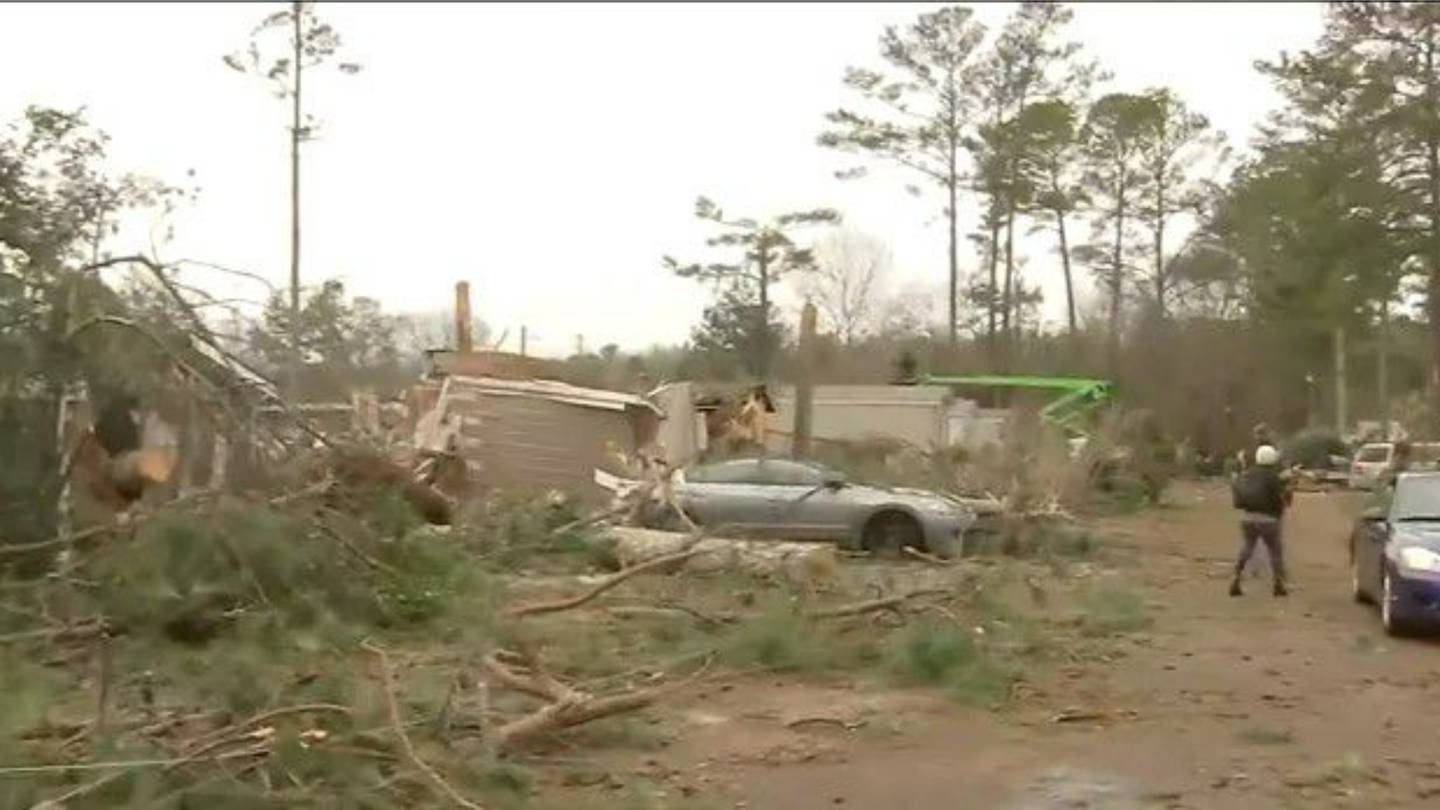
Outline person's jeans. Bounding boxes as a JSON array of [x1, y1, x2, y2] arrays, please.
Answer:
[[1235, 520, 1285, 585]]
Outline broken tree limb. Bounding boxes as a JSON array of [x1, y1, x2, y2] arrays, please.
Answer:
[[550, 500, 633, 538], [313, 516, 403, 578], [803, 589, 951, 620], [0, 617, 107, 646], [177, 703, 353, 763], [606, 604, 741, 626], [902, 545, 955, 567], [482, 647, 711, 753], [0, 523, 116, 557], [505, 545, 706, 619], [363, 642, 484, 810], [23, 746, 272, 809], [268, 477, 335, 507]]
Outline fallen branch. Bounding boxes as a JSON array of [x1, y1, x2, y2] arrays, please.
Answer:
[[785, 716, 867, 731], [0, 523, 119, 557], [313, 517, 403, 578], [552, 500, 635, 537], [178, 703, 352, 762], [803, 589, 951, 620], [0, 617, 107, 646], [482, 650, 567, 702], [363, 642, 484, 810], [25, 745, 271, 808], [902, 546, 954, 567], [606, 604, 740, 626], [506, 544, 705, 619], [482, 648, 711, 752], [268, 478, 335, 507]]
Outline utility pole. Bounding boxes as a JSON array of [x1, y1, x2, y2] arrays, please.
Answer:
[[520, 325, 528, 357]]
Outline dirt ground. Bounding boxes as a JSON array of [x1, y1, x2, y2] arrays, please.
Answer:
[[549, 480, 1440, 809]]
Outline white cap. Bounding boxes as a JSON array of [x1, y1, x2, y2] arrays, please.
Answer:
[[1255, 445, 1280, 466]]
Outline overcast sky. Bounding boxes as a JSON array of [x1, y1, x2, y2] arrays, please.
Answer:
[[1, 2, 1326, 357]]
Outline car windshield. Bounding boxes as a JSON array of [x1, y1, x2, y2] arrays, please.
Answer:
[[1357, 445, 1391, 463], [1390, 476, 1440, 521]]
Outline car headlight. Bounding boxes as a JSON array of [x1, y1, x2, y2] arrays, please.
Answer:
[[1397, 546, 1440, 573]]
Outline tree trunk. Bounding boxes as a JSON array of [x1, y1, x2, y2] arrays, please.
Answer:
[[756, 250, 771, 380], [1426, 42, 1440, 407], [947, 172, 959, 347], [1334, 325, 1347, 436], [1379, 300, 1391, 440], [1154, 175, 1166, 320], [1002, 204, 1016, 370], [1056, 207, 1077, 335], [985, 219, 1000, 364], [289, 0, 304, 398], [1108, 182, 1127, 374]]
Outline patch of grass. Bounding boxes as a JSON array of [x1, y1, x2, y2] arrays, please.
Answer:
[[1050, 528, 1102, 559], [1239, 726, 1295, 746], [885, 619, 1014, 707], [964, 520, 1103, 562], [717, 597, 834, 672], [1351, 633, 1379, 653], [467, 491, 596, 572], [1290, 752, 1372, 788], [1077, 584, 1151, 637], [480, 762, 536, 795], [573, 716, 670, 751]]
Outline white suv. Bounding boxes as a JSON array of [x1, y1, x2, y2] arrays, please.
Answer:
[[1350, 443, 1393, 490]]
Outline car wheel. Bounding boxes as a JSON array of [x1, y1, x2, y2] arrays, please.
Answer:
[[862, 511, 923, 558], [1381, 566, 1410, 637], [1351, 544, 1370, 604]]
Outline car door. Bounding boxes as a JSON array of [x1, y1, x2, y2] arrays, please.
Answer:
[[1359, 487, 1395, 593], [674, 459, 773, 532], [752, 459, 840, 540]]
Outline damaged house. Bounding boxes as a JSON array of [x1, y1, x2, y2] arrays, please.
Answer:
[[411, 371, 662, 504], [409, 286, 664, 503]]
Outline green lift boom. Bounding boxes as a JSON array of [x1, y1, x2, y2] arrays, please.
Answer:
[[915, 374, 1115, 436]]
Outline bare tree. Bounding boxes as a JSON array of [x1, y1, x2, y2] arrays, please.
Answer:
[[800, 229, 892, 344]]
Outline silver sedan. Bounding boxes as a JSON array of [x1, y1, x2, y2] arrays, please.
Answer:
[[667, 457, 974, 558]]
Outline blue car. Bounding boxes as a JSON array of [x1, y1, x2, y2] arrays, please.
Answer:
[[1351, 471, 1440, 635]]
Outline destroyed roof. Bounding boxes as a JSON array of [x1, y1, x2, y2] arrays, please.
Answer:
[[447, 374, 662, 414]]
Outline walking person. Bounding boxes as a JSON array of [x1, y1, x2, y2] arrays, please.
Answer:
[[1230, 444, 1292, 597]]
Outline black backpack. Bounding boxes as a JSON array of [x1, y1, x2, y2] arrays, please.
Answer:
[[1231, 467, 1269, 512]]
